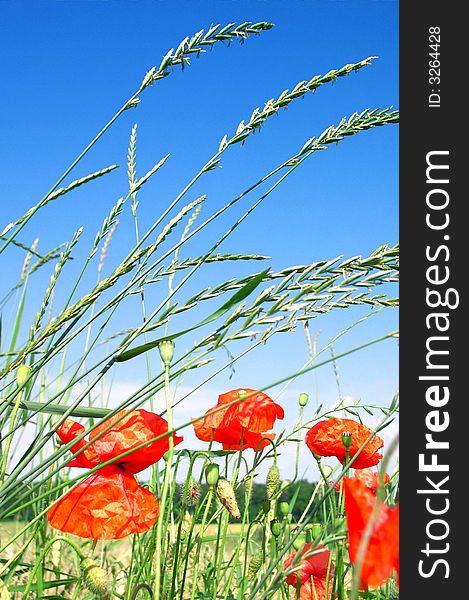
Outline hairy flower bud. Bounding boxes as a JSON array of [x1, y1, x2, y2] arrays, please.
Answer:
[[266, 464, 280, 499], [321, 465, 333, 479], [216, 478, 240, 519], [80, 558, 109, 596], [262, 499, 271, 515], [178, 476, 201, 507]]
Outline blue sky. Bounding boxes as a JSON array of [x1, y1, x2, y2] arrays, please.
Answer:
[[1, 0, 398, 476]]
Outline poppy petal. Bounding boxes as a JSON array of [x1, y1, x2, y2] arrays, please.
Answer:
[[192, 414, 216, 442], [344, 477, 399, 588], [47, 467, 159, 539], [55, 419, 99, 468], [353, 468, 391, 495], [305, 419, 384, 469], [89, 409, 183, 473], [192, 389, 283, 452], [299, 578, 329, 600], [284, 544, 333, 600]]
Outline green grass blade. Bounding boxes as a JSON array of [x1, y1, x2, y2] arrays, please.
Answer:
[[115, 268, 269, 361]]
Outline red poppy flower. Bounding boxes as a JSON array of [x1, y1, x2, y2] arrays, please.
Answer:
[[353, 468, 391, 495], [344, 477, 399, 588], [305, 418, 384, 469], [193, 388, 284, 451], [332, 469, 390, 495], [48, 409, 183, 539], [284, 543, 334, 600]]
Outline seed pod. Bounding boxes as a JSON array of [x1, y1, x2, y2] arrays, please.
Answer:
[[311, 523, 323, 540], [205, 463, 220, 487], [265, 464, 280, 499], [16, 365, 31, 388], [292, 533, 306, 550], [80, 558, 109, 596], [247, 551, 263, 580], [341, 431, 353, 449], [279, 501, 290, 516], [270, 518, 281, 538], [158, 340, 175, 366], [216, 478, 240, 519], [299, 392, 309, 407]]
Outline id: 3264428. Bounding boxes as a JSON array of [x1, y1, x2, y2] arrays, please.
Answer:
[[428, 26, 441, 108]]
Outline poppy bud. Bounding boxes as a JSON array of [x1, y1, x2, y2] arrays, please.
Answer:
[[248, 551, 263, 579], [16, 365, 31, 388], [270, 518, 281, 537], [311, 523, 322, 540], [341, 431, 353, 449], [322, 465, 333, 479], [158, 340, 175, 366], [216, 478, 240, 519], [293, 533, 306, 550], [205, 463, 220, 487], [265, 464, 280, 499], [279, 501, 290, 516], [334, 517, 346, 533], [262, 499, 271, 515], [298, 392, 309, 407], [80, 558, 109, 596]]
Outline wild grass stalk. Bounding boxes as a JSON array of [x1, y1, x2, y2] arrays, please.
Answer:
[[1, 20, 398, 599]]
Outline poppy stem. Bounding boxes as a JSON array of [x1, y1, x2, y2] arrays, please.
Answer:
[[153, 342, 175, 600], [0, 381, 25, 485]]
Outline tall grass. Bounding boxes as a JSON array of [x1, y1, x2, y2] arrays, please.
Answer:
[[0, 21, 398, 599]]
